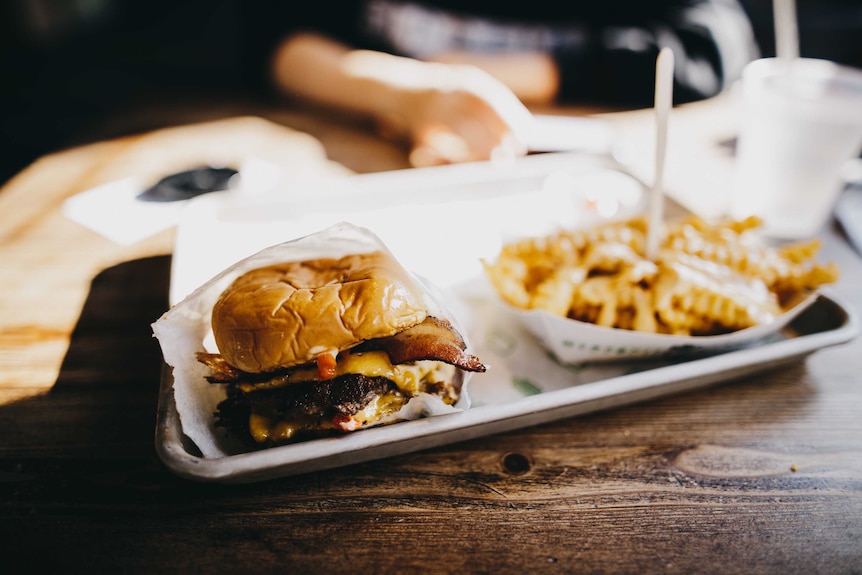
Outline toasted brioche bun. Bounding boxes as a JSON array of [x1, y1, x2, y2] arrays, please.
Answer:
[[212, 251, 427, 373]]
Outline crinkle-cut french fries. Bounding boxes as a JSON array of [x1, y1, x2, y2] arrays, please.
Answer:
[[483, 215, 839, 336]]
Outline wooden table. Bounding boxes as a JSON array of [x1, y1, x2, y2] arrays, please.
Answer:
[[2, 97, 861, 574]]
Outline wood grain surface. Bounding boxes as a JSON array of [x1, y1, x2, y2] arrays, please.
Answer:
[[1, 99, 860, 574]]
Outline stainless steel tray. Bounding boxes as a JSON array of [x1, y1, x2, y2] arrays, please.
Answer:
[[154, 153, 859, 483]]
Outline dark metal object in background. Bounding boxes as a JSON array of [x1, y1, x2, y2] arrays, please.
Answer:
[[136, 166, 239, 202]]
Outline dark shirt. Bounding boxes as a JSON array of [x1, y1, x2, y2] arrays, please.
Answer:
[[245, 0, 760, 106]]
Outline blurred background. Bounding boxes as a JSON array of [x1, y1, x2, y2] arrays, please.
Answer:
[[1, 0, 860, 186]]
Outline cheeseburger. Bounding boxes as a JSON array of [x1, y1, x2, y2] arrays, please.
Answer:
[[196, 250, 486, 447]]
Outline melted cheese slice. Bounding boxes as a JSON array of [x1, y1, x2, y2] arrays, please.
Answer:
[[248, 391, 407, 444], [238, 350, 455, 395]]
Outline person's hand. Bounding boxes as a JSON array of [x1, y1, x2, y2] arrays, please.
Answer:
[[271, 33, 536, 167], [379, 64, 535, 167]]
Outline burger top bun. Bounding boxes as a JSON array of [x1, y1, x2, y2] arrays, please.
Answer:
[[211, 250, 428, 373]]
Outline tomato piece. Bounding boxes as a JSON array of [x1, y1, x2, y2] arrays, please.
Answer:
[[332, 413, 360, 432], [316, 351, 337, 380]]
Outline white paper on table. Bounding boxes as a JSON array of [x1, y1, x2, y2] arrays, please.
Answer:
[[61, 157, 344, 245], [61, 177, 188, 245]]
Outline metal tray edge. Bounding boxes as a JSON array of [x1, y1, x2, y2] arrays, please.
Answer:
[[154, 291, 858, 484]]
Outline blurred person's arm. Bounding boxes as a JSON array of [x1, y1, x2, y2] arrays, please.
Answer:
[[429, 51, 561, 105], [270, 32, 535, 167], [265, 0, 759, 165]]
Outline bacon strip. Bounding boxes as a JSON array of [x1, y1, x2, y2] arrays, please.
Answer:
[[198, 316, 486, 385], [360, 316, 486, 372], [196, 353, 295, 386]]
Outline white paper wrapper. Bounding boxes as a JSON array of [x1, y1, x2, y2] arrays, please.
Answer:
[[505, 291, 821, 365], [152, 222, 474, 459]]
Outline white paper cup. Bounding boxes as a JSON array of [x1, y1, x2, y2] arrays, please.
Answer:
[[730, 58, 862, 239]]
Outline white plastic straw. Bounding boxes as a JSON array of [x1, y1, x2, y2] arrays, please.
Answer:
[[645, 47, 674, 261], [773, 0, 800, 61]]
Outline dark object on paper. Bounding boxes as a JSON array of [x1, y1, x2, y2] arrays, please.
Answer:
[[137, 166, 239, 202]]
